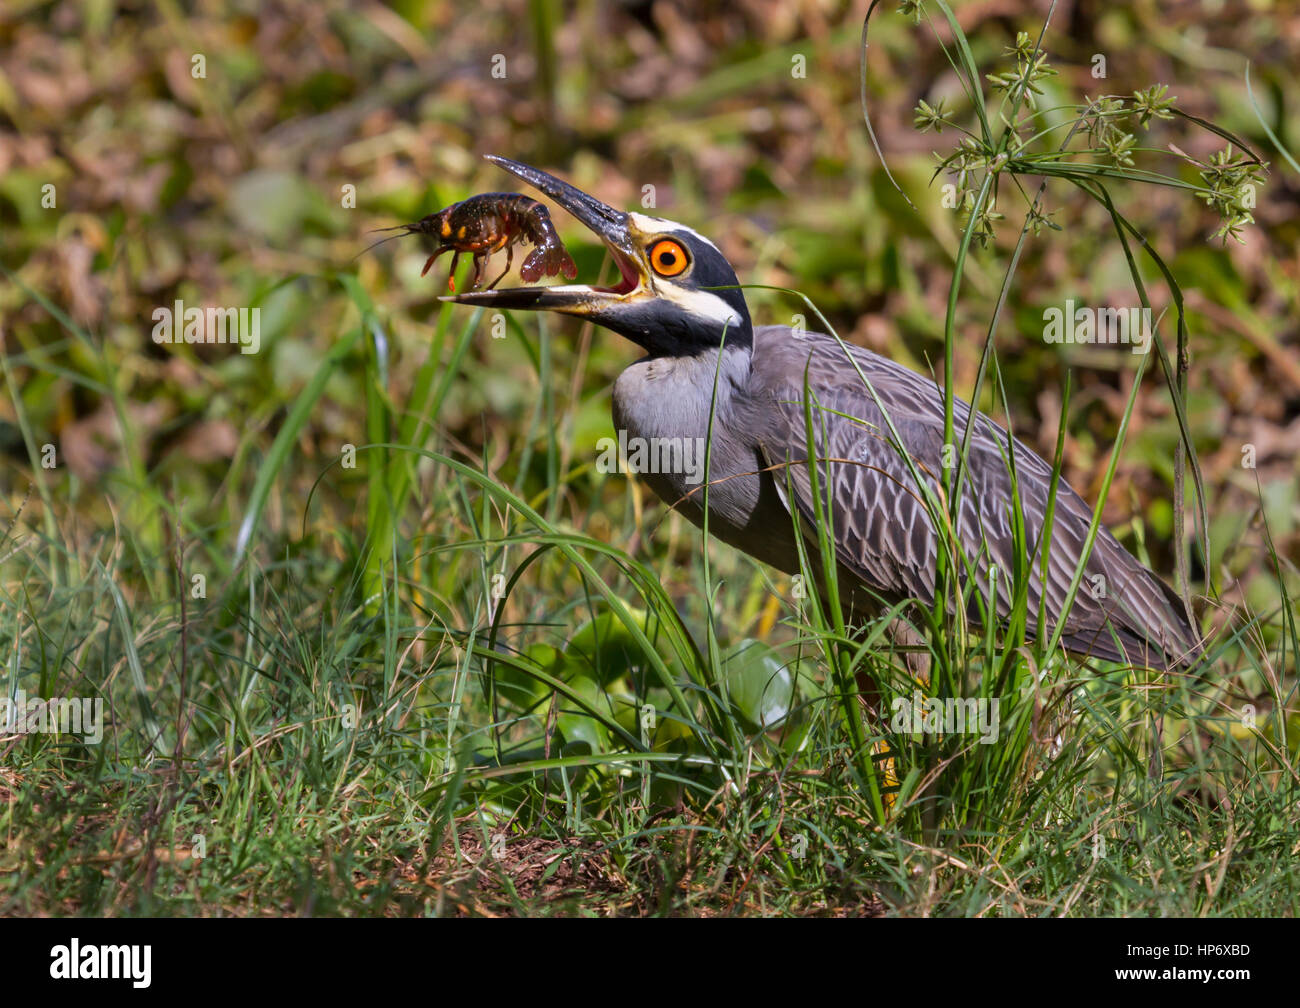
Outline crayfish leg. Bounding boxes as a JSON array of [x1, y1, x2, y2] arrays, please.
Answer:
[[421, 245, 451, 278], [470, 253, 488, 290], [444, 251, 462, 292], [485, 244, 514, 291]]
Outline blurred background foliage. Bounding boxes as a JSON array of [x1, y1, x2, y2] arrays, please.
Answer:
[[0, 0, 1296, 914], [1, 0, 1295, 616]]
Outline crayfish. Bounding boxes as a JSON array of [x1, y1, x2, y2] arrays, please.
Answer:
[[366, 193, 578, 292]]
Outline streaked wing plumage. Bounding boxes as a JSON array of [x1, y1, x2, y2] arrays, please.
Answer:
[[746, 325, 1199, 668]]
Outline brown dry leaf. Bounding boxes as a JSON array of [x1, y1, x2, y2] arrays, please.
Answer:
[[167, 419, 239, 465], [56, 237, 104, 327], [61, 400, 168, 481]]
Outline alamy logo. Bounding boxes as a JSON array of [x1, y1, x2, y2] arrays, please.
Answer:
[[890, 691, 1000, 744], [151, 300, 261, 354], [596, 430, 708, 485], [1042, 299, 1151, 354], [49, 940, 151, 988], [1, 689, 103, 744]]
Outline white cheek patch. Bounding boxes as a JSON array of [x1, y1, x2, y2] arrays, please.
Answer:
[[627, 212, 717, 252], [655, 283, 743, 327], [624, 212, 741, 328]]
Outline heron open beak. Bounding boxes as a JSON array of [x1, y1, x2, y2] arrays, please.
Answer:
[[438, 155, 649, 315]]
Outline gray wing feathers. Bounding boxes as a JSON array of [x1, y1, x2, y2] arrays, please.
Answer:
[[748, 326, 1199, 668]]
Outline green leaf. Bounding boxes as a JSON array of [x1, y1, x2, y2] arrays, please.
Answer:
[[228, 169, 322, 242], [556, 675, 612, 753], [721, 639, 795, 730], [565, 607, 671, 687]]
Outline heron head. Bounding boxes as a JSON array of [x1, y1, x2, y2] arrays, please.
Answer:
[[443, 156, 752, 356]]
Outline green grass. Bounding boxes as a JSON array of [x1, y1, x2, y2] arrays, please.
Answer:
[[1, 275, 1294, 914], [0, 440, 1294, 915]]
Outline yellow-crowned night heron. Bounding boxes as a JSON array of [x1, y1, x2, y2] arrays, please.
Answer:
[[446, 156, 1201, 671]]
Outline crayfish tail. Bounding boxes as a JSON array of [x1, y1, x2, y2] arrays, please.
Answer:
[[519, 249, 544, 283]]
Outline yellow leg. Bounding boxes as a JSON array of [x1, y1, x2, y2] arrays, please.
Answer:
[[756, 591, 782, 640], [872, 738, 899, 813]]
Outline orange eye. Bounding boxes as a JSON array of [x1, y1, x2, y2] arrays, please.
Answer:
[[649, 239, 689, 278]]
